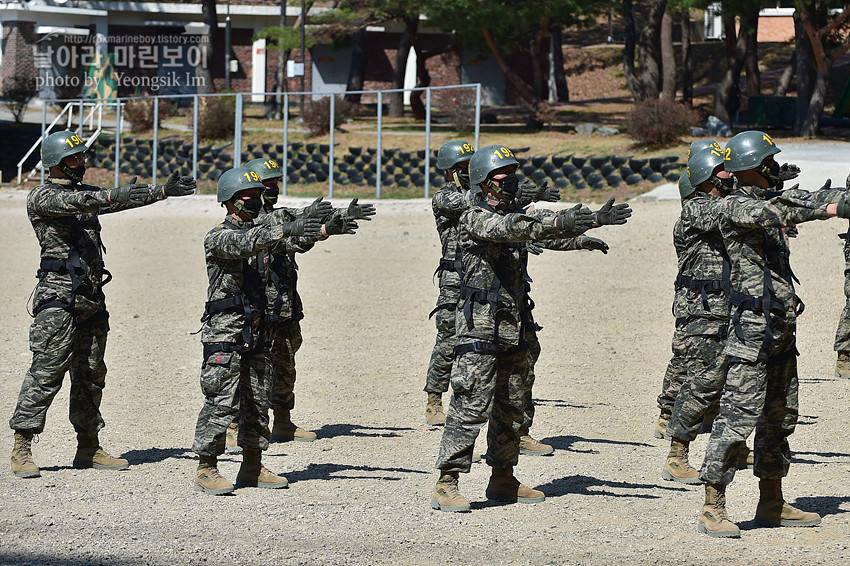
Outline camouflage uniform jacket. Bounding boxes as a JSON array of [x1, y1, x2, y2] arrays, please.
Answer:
[[674, 193, 729, 336], [720, 183, 833, 361], [432, 182, 479, 309], [255, 206, 319, 323], [201, 211, 292, 349], [27, 179, 164, 318], [456, 196, 582, 349]]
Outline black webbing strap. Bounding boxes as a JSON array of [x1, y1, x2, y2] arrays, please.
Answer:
[[454, 341, 499, 357], [31, 246, 86, 317], [675, 274, 724, 311], [428, 302, 454, 319], [202, 341, 240, 359]]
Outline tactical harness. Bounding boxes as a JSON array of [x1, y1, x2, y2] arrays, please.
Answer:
[[839, 228, 850, 277], [201, 218, 269, 358], [453, 202, 532, 358], [725, 203, 803, 362], [30, 212, 112, 319]]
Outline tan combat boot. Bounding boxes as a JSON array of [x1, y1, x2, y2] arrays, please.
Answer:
[[698, 483, 740, 538], [754, 479, 821, 527], [485, 466, 545, 504], [270, 409, 316, 443], [737, 445, 754, 470], [654, 411, 671, 439], [225, 421, 242, 453], [72, 435, 129, 470], [10, 431, 40, 478], [235, 448, 288, 489], [836, 350, 850, 379], [518, 428, 554, 456], [194, 455, 234, 495], [430, 471, 471, 513], [661, 439, 702, 484], [425, 393, 447, 426]]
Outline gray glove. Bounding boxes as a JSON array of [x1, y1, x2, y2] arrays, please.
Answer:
[[527, 242, 544, 255], [158, 170, 196, 197], [537, 182, 560, 203], [347, 198, 376, 221], [554, 204, 595, 233], [777, 163, 801, 181], [306, 196, 333, 219], [594, 197, 632, 226], [283, 217, 322, 238], [517, 181, 559, 204], [109, 176, 150, 205], [581, 236, 609, 254], [324, 214, 358, 235]]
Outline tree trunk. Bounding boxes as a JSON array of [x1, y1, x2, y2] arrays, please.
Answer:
[[481, 26, 539, 105], [660, 5, 676, 100], [622, 0, 640, 100], [196, 0, 217, 93], [550, 25, 568, 102], [713, 14, 749, 124], [637, 0, 666, 100], [723, 16, 736, 64], [681, 9, 692, 105], [345, 28, 367, 104], [530, 15, 551, 101], [744, 8, 761, 95], [774, 55, 796, 96], [795, 9, 817, 134], [387, 29, 410, 116], [800, 65, 831, 136]]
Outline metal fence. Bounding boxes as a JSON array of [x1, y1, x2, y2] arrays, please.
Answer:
[[22, 83, 483, 198]]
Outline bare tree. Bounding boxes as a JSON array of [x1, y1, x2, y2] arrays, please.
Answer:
[[196, 0, 217, 94], [661, 5, 676, 100]]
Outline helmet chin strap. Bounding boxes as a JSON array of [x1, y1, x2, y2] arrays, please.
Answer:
[[57, 162, 83, 184]]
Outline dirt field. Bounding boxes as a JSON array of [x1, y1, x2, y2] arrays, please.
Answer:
[[1, 189, 849, 566]]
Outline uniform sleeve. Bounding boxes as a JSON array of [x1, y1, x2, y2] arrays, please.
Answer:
[[432, 185, 474, 219], [722, 193, 831, 229], [98, 184, 165, 214], [682, 198, 723, 232], [205, 224, 288, 260], [28, 185, 113, 217], [461, 207, 559, 243], [536, 235, 585, 251]]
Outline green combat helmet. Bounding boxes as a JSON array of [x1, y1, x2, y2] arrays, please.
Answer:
[[678, 170, 696, 199], [244, 157, 282, 181], [688, 147, 725, 187], [469, 144, 519, 187], [245, 157, 283, 206], [437, 140, 475, 170], [723, 130, 780, 173], [687, 138, 720, 160], [217, 167, 265, 203], [41, 130, 89, 182]]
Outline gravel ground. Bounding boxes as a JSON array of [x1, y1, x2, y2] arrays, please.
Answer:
[[1, 189, 849, 566]]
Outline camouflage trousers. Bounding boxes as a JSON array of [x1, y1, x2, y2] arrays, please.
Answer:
[[9, 306, 109, 436], [657, 326, 687, 414], [268, 319, 303, 412], [192, 345, 273, 456], [700, 327, 798, 485], [435, 347, 527, 473], [834, 239, 850, 351], [666, 333, 727, 442], [520, 330, 542, 434], [425, 305, 455, 394]]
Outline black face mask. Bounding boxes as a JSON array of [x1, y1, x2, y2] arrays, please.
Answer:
[[262, 186, 279, 207], [759, 161, 782, 188], [235, 196, 263, 219], [492, 173, 519, 197]]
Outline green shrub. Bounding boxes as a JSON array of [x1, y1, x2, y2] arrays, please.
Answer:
[[124, 98, 175, 132], [302, 95, 355, 136], [198, 96, 236, 141], [625, 98, 699, 148]]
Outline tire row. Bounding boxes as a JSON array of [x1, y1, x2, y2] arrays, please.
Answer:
[[87, 137, 683, 189]]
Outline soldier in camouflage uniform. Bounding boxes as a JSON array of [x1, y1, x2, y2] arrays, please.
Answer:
[[654, 139, 721, 439], [696, 131, 847, 538], [833, 179, 850, 378], [661, 149, 736, 485], [193, 167, 322, 495], [431, 144, 631, 512], [425, 140, 478, 427], [238, 158, 370, 447], [9, 130, 195, 478]]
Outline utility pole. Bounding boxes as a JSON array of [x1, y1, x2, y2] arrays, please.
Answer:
[[300, 0, 306, 109], [225, 0, 232, 90]]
